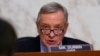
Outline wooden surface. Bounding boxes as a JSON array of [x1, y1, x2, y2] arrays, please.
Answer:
[[15, 51, 100, 56]]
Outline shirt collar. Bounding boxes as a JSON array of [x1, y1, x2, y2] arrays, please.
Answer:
[[40, 41, 62, 52]]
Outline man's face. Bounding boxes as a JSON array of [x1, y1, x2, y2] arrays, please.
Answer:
[[37, 10, 68, 48]]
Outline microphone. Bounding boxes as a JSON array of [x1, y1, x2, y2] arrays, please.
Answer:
[[48, 44, 93, 52]]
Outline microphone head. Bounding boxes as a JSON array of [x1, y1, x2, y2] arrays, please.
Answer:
[[48, 44, 93, 52]]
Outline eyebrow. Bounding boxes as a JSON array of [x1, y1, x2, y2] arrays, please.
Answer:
[[40, 23, 50, 26], [40, 23, 65, 28], [54, 24, 65, 27]]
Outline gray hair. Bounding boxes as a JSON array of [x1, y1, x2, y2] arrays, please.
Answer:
[[36, 2, 68, 24]]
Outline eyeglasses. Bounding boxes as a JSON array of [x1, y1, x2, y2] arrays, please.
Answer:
[[41, 29, 64, 35]]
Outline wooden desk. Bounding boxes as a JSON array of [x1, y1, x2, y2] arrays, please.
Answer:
[[15, 51, 100, 56]]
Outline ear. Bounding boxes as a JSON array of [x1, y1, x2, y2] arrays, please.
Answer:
[[64, 23, 69, 34], [36, 23, 40, 33]]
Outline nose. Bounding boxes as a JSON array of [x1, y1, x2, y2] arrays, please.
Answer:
[[48, 31, 55, 39]]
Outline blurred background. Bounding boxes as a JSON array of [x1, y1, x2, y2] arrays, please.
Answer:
[[0, 0, 100, 50]]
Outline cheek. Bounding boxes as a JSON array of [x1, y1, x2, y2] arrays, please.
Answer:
[[56, 36, 63, 41], [40, 35, 47, 42]]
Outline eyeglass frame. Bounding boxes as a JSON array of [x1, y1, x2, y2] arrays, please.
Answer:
[[40, 28, 65, 36], [37, 22, 68, 36]]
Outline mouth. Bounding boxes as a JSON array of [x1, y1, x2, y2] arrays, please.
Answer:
[[47, 40, 56, 45]]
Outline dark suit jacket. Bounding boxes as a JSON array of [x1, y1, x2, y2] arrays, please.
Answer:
[[16, 36, 88, 52]]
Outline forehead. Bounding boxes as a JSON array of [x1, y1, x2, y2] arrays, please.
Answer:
[[39, 10, 65, 26]]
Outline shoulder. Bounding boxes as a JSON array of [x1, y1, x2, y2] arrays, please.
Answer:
[[16, 36, 40, 52], [17, 36, 39, 42], [16, 36, 40, 45], [62, 37, 89, 45]]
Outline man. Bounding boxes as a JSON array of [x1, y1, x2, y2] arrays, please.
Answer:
[[0, 18, 17, 56], [16, 2, 89, 52]]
